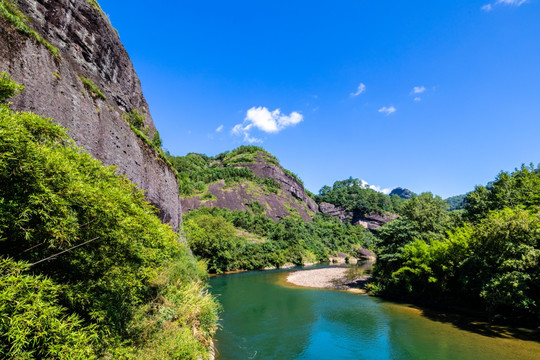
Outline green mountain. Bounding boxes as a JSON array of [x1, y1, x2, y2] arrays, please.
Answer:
[[168, 146, 319, 222]]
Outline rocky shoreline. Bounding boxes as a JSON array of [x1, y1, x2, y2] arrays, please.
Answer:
[[286, 267, 371, 293]]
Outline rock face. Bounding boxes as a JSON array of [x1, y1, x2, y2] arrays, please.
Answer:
[[0, 0, 181, 229], [319, 202, 396, 229], [181, 156, 318, 222], [242, 157, 319, 214], [389, 187, 415, 199]]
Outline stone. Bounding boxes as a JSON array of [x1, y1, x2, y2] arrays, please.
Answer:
[[0, 0, 181, 229]]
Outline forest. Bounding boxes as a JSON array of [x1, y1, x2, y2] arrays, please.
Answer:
[[316, 177, 405, 215], [184, 207, 376, 273], [371, 164, 540, 326]]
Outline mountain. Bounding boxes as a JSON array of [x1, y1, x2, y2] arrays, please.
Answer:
[[389, 187, 415, 199], [168, 146, 319, 222], [0, 0, 181, 229], [445, 194, 466, 211], [316, 178, 401, 229]]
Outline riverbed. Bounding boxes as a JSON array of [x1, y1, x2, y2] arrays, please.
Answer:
[[208, 267, 540, 360]]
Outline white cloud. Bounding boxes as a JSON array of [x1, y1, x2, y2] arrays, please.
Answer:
[[496, 0, 528, 5], [378, 106, 396, 115], [481, 4, 493, 11], [350, 83, 366, 97], [483, 0, 528, 11], [232, 106, 303, 143], [413, 86, 426, 94], [244, 134, 263, 144], [414, 97, 422, 102], [216, 124, 224, 132], [359, 179, 392, 194], [370, 185, 392, 195]]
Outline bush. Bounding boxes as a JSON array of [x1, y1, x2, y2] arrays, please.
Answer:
[[0, 98, 218, 357], [0, 71, 24, 102]]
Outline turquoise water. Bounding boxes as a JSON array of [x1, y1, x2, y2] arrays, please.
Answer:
[[209, 267, 540, 360]]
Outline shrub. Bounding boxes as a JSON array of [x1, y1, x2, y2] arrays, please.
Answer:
[[0, 71, 24, 102], [0, 101, 218, 357]]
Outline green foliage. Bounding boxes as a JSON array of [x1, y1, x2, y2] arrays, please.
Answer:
[[317, 177, 404, 216], [283, 168, 304, 186], [125, 108, 146, 130], [446, 194, 467, 211], [152, 130, 162, 147], [247, 200, 266, 217], [0, 72, 24, 102], [123, 110, 177, 176], [184, 207, 375, 273], [373, 167, 540, 326], [167, 148, 282, 196], [0, 104, 218, 358], [87, 0, 104, 14], [0, 259, 99, 359], [219, 145, 280, 166], [465, 164, 540, 221], [79, 75, 106, 100], [0, 0, 60, 58]]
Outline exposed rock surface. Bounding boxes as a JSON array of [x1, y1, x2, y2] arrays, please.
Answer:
[[242, 157, 319, 214], [319, 202, 396, 229], [181, 156, 318, 222], [0, 0, 181, 229], [389, 187, 415, 199]]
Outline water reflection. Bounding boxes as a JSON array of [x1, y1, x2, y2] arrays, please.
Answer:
[[209, 268, 540, 360]]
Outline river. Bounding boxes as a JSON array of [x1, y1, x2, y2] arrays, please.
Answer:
[[208, 266, 540, 360]]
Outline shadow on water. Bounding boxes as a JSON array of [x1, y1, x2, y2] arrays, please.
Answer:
[[418, 307, 540, 342]]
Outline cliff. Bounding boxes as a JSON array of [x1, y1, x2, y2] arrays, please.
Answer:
[[0, 0, 181, 229], [176, 149, 318, 222], [319, 202, 396, 229]]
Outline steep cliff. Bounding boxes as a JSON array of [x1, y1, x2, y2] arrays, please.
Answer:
[[0, 0, 181, 229]]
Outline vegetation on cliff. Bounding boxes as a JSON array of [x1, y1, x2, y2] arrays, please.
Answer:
[[184, 207, 377, 273], [316, 177, 405, 216], [371, 165, 540, 326], [168, 145, 285, 196], [0, 75, 218, 359], [0, 0, 60, 58]]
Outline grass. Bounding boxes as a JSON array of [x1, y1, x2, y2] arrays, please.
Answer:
[[87, 0, 104, 14], [78, 75, 106, 100], [0, 0, 60, 58], [200, 192, 217, 201], [123, 109, 179, 178], [0, 71, 24, 101]]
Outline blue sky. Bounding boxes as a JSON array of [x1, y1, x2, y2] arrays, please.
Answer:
[[99, 0, 539, 198]]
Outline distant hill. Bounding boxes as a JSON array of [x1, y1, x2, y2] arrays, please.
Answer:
[[167, 146, 318, 221], [389, 187, 415, 199], [445, 194, 467, 211], [315, 178, 402, 228]]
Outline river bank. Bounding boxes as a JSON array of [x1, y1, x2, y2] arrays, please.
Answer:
[[286, 266, 371, 293]]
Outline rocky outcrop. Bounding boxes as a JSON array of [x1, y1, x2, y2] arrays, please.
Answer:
[[181, 156, 318, 222], [0, 0, 181, 229], [241, 156, 319, 213], [319, 202, 396, 229], [354, 213, 397, 229], [319, 202, 353, 222]]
